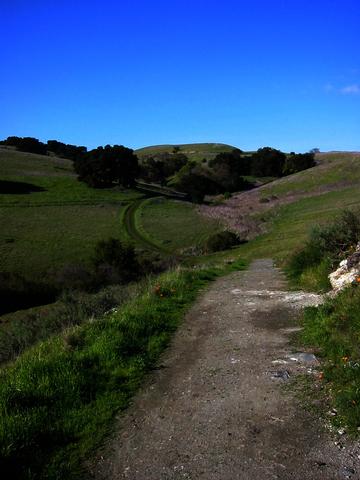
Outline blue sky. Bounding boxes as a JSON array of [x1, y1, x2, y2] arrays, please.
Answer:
[[1, 0, 359, 151]]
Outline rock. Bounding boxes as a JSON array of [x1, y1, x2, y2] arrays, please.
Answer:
[[270, 370, 290, 380], [287, 352, 318, 363], [329, 242, 360, 293]]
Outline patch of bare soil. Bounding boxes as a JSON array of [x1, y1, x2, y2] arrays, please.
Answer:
[[89, 260, 359, 480]]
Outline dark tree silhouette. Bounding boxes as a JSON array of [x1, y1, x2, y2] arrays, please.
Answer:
[[1, 136, 47, 155], [47, 140, 87, 161], [209, 149, 252, 191], [282, 152, 316, 175], [74, 145, 139, 188], [251, 147, 287, 177]]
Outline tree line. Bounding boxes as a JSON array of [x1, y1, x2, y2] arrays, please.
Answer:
[[0, 136, 87, 160], [1, 136, 316, 202]]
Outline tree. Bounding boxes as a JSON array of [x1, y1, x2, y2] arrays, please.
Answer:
[[175, 171, 221, 203], [282, 152, 316, 175], [209, 149, 252, 191], [2, 136, 47, 155], [139, 157, 166, 184], [74, 145, 139, 188], [139, 152, 188, 185], [47, 140, 87, 161], [251, 147, 287, 177]]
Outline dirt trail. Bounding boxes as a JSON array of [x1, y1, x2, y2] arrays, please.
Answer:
[[92, 260, 359, 479]]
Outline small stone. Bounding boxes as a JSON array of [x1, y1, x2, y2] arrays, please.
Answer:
[[270, 370, 290, 380], [342, 466, 355, 478], [288, 352, 318, 363]]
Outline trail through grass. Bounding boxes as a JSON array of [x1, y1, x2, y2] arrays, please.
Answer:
[[0, 259, 246, 479]]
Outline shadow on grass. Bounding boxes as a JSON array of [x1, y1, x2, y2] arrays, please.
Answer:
[[0, 180, 46, 194]]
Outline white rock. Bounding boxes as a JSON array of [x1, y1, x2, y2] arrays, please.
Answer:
[[329, 243, 360, 293]]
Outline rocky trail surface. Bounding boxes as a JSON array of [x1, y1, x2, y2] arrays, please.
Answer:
[[91, 260, 359, 479]]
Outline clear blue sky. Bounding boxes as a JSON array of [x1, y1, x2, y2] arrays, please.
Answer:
[[1, 0, 359, 152]]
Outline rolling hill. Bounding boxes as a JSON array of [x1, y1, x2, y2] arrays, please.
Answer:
[[135, 142, 237, 162], [198, 150, 360, 265]]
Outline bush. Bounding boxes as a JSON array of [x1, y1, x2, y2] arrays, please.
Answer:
[[92, 238, 139, 283], [287, 209, 360, 290], [204, 231, 244, 253]]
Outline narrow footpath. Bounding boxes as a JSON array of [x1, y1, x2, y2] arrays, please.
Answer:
[[92, 260, 359, 479]]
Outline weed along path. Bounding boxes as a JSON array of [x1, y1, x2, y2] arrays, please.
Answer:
[[92, 260, 358, 480]]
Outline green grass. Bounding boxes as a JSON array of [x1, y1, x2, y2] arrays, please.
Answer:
[[0, 204, 129, 277], [136, 197, 222, 253], [0, 285, 137, 364], [0, 149, 144, 282], [0, 259, 247, 479], [0, 175, 142, 207], [301, 286, 360, 434]]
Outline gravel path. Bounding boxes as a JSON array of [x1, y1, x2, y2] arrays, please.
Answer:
[[91, 260, 359, 479]]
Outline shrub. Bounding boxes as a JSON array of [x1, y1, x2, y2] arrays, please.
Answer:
[[287, 209, 360, 290], [92, 238, 139, 283], [204, 231, 244, 253]]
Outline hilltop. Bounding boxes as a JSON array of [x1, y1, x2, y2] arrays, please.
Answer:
[[135, 142, 237, 162]]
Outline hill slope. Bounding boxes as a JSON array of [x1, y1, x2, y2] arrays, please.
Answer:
[[0, 147, 143, 282], [199, 151, 360, 263], [135, 142, 237, 162]]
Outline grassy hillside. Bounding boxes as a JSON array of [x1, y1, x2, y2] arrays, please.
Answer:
[[198, 151, 360, 269], [0, 147, 143, 281], [237, 186, 360, 263], [0, 146, 74, 177], [260, 151, 360, 199], [136, 142, 237, 162], [136, 197, 221, 253]]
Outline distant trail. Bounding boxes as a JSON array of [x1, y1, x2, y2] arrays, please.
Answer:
[[123, 198, 169, 253], [91, 260, 358, 479]]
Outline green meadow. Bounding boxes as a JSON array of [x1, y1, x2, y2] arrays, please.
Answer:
[[136, 197, 221, 253]]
